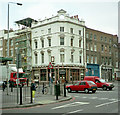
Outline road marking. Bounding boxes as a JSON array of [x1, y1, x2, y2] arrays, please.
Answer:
[[52, 102, 89, 110], [68, 109, 83, 113], [98, 98, 108, 100], [82, 97, 87, 98], [89, 97, 98, 99], [108, 99, 118, 101], [95, 100, 120, 108]]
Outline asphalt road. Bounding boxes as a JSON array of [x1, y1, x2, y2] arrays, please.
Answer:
[[2, 81, 120, 115]]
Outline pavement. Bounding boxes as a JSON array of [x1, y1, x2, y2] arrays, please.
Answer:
[[1, 84, 72, 109]]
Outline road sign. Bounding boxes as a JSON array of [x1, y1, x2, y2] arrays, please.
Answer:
[[48, 62, 53, 69]]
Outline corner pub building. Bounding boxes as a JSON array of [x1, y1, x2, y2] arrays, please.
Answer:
[[31, 9, 86, 84]]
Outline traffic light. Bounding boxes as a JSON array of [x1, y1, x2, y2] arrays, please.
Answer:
[[16, 53, 22, 68]]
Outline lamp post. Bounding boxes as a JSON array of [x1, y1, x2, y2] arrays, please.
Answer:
[[7, 2, 22, 57], [7, 2, 22, 98]]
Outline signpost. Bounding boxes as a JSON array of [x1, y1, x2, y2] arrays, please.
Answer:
[[48, 62, 53, 95]]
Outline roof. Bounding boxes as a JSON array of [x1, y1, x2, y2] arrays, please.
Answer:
[[15, 17, 38, 27]]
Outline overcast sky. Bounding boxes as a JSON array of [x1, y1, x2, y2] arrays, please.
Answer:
[[0, 0, 119, 41]]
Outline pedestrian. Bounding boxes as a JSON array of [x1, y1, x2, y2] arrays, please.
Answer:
[[27, 78, 29, 87], [31, 80, 36, 102], [2, 81, 6, 92]]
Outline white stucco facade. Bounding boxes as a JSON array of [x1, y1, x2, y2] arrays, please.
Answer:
[[32, 9, 86, 67], [31, 9, 86, 82]]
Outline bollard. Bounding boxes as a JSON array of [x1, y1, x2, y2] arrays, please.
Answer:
[[20, 86, 22, 105], [11, 84, 13, 92], [64, 83, 66, 97], [30, 86, 33, 103], [42, 83, 44, 94], [56, 85, 58, 100]]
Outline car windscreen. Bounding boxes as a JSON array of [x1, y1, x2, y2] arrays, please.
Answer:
[[99, 79, 106, 83], [87, 81, 96, 85]]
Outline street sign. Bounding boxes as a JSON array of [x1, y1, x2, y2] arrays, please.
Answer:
[[48, 62, 53, 69]]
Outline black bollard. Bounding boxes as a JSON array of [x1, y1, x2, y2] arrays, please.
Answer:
[[56, 85, 58, 100], [30, 86, 33, 103], [11, 84, 13, 92], [42, 83, 44, 94], [64, 83, 66, 97], [20, 86, 22, 105]]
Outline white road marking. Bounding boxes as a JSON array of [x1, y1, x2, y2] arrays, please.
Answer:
[[82, 97, 87, 98], [98, 98, 108, 100], [52, 102, 89, 110], [95, 100, 120, 108], [108, 99, 118, 101], [68, 109, 83, 113], [89, 97, 98, 99]]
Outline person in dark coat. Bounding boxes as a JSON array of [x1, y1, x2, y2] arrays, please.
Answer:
[[2, 81, 6, 91]]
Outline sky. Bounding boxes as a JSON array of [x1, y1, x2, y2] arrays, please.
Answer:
[[0, 0, 119, 42]]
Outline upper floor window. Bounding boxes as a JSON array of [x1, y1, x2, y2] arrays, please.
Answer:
[[90, 33, 92, 40], [109, 46, 111, 54], [86, 33, 89, 39], [94, 44, 97, 51], [94, 56, 97, 64], [10, 39, 13, 46], [60, 51, 64, 63], [48, 28, 51, 34], [79, 30, 81, 35], [71, 52, 74, 63], [94, 34, 97, 40], [48, 39, 51, 47], [79, 39, 81, 47], [41, 40, 44, 48], [60, 27, 64, 32], [87, 55, 89, 63], [60, 37, 64, 45], [91, 56, 93, 64], [101, 36, 103, 41], [105, 37, 107, 42], [10, 49, 13, 56], [41, 53, 44, 63], [79, 53, 82, 63], [86, 43, 89, 50], [101, 45, 104, 52], [35, 53, 37, 64], [71, 38, 73, 46], [70, 28, 73, 34], [35, 41, 37, 49]]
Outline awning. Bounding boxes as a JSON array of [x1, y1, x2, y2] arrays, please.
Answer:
[[0, 57, 13, 62]]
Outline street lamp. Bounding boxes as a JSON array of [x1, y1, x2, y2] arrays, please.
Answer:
[[7, 2, 22, 97], [7, 2, 22, 58]]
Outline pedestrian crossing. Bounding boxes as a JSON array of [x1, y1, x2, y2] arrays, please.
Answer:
[[74, 96, 118, 101]]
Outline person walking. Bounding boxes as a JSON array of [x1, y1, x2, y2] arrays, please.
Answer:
[[31, 80, 36, 102]]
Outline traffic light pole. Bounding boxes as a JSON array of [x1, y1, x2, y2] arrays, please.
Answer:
[[16, 47, 21, 104]]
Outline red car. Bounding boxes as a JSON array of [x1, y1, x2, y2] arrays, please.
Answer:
[[66, 80, 97, 93]]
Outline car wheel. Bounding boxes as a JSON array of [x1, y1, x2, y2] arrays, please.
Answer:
[[85, 89, 89, 93], [92, 90, 96, 93], [103, 86, 107, 90], [67, 88, 72, 93], [109, 88, 112, 90]]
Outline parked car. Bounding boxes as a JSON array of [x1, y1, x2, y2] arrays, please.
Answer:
[[84, 76, 114, 90], [66, 80, 97, 93]]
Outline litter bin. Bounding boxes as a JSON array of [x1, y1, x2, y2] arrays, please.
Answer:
[[54, 84, 60, 96]]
